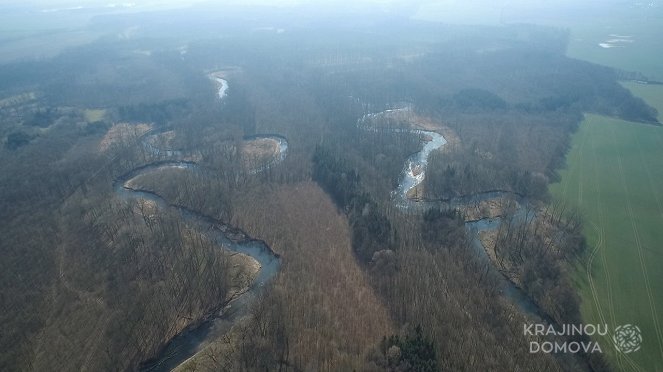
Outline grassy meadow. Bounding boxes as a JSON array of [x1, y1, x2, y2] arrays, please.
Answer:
[[549, 5, 663, 369], [566, 19, 663, 81], [551, 90, 663, 371]]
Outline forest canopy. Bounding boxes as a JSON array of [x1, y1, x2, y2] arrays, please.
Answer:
[[0, 3, 657, 372]]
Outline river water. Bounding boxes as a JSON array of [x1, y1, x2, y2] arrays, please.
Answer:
[[360, 107, 554, 316], [360, 106, 590, 371], [117, 77, 286, 371], [128, 85, 581, 370]]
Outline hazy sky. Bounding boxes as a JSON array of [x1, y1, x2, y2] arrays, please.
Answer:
[[11, 0, 602, 9], [7, 0, 628, 15], [6, 0, 652, 27]]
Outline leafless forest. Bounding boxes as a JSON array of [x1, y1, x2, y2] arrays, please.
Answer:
[[1, 2, 659, 371]]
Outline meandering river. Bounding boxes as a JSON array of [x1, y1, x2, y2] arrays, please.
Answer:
[[359, 108, 541, 309], [359, 106, 590, 371], [126, 80, 585, 370], [117, 77, 286, 371]]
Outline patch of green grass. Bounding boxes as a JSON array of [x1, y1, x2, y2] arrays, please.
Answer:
[[84, 109, 106, 123], [551, 106, 663, 370], [554, 10, 663, 368]]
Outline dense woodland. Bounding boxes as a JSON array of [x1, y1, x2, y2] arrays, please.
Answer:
[[1, 6, 658, 372]]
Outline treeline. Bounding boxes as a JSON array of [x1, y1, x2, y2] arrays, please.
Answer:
[[309, 26, 659, 204], [425, 146, 550, 200], [2, 104, 91, 150], [421, 208, 467, 251], [116, 98, 191, 124], [125, 167, 235, 223], [492, 203, 586, 324], [312, 145, 395, 263], [413, 48, 658, 124], [5, 131, 36, 150], [354, 120, 425, 194], [487, 202, 609, 370], [366, 326, 439, 371]]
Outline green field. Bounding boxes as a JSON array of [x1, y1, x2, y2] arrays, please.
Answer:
[[554, 3, 663, 81], [551, 103, 663, 370], [566, 19, 663, 82], [550, 5, 663, 369]]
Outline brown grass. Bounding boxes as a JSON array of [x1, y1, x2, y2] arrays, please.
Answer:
[[99, 123, 151, 152], [145, 130, 176, 148], [479, 230, 499, 264], [240, 138, 278, 167], [460, 198, 517, 222]]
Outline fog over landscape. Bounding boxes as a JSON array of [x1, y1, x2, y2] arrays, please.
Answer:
[[1, 0, 662, 371]]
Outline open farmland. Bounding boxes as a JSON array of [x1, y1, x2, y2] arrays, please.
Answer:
[[551, 105, 663, 371]]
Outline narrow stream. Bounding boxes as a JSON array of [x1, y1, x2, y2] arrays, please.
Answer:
[[361, 107, 556, 316], [359, 106, 591, 371], [117, 167, 281, 372], [359, 107, 540, 311], [127, 89, 586, 370], [118, 77, 287, 371]]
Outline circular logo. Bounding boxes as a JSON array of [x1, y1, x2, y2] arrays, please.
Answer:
[[613, 324, 642, 353]]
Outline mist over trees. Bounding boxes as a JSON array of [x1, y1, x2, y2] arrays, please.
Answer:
[[1, 4, 656, 371]]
